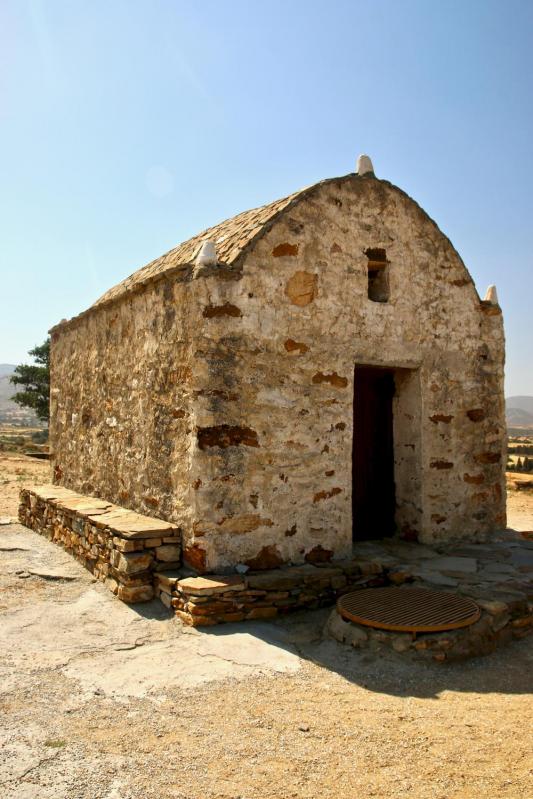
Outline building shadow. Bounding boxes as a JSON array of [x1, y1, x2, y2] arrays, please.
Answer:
[[128, 597, 175, 621], [190, 606, 533, 700]]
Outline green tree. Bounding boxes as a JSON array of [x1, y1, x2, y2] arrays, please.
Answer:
[[10, 338, 50, 423]]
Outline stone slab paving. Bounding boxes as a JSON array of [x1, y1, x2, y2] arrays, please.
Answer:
[[0, 523, 301, 702]]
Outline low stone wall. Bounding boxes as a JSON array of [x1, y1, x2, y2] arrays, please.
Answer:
[[155, 561, 387, 625], [19, 485, 181, 603], [326, 593, 532, 662], [18, 486, 533, 664], [322, 536, 533, 661]]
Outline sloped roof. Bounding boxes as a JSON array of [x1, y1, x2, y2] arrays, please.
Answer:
[[51, 172, 478, 333], [90, 188, 305, 311]]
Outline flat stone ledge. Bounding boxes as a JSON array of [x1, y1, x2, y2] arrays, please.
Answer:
[[155, 560, 386, 626], [19, 485, 181, 603], [177, 575, 247, 596], [26, 484, 177, 539], [156, 533, 533, 649]]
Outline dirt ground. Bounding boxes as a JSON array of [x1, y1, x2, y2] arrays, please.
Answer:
[[1, 453, 532, 799], [506, 473, 533, 532], [0, 452, 49, 519]]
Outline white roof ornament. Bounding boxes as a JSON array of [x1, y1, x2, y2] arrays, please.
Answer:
[[356, 154, 374, 176], [484, 285, 499, 305], [195, 240, 217, 268]]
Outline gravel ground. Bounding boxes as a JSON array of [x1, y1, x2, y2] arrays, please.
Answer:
[[1, 454, 532, 798]]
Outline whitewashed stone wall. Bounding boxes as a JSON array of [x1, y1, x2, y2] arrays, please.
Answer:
[[50, 175, 506, 573]]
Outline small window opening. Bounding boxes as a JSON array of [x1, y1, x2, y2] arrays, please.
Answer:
[[365, 248, 389, 303]]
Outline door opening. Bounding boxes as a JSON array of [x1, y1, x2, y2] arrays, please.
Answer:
[[352, 365, 396, 541]]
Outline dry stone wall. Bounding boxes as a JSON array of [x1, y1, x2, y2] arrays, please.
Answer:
[[155, 560, 385, 623], [50, 276, 195, 529], [19, 485, 181, 602]]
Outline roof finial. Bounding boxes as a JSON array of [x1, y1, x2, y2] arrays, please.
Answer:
[[195, 240, 217, 268], [484, 285, 499, 305], [357, 154, 374, 176]]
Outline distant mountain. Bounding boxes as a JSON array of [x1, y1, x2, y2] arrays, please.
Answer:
[[506, 407, 533, 427], [0, 364, 16, 378], [506, 396, 533, 430], [507, 396, 533, 415]]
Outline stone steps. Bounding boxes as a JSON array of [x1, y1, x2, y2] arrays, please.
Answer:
[[154, 563, 387, 626], [18, 486, 533, 660]]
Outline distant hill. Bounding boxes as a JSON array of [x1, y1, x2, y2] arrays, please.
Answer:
[[0, 364, 16, 378], [0, 364, 43, 427], [507, 396, 533, 415], [0, 365, 17, 407], [506, 396, 533, 431], [507, 407, 533, 427]]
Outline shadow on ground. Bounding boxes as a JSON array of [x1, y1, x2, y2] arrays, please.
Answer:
[[190, 605, 533, 700], [3, 520, 532, 702]]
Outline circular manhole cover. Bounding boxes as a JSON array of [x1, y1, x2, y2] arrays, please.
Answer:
[[337, 587, 480, 633]]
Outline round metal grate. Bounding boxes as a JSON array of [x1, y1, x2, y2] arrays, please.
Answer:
[[337, 587, 480, 633]]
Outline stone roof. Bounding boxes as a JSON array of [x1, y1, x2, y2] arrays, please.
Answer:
[[50, 173, 477, 333], [90, 188, 304, 310]]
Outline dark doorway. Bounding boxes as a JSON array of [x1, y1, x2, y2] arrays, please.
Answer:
[[352, 366, 396, 540]]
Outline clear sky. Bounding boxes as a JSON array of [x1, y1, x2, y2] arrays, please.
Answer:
[[1, 0, 532, 394]]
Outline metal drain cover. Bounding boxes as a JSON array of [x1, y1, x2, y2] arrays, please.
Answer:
[[337, 587, 480, 633]]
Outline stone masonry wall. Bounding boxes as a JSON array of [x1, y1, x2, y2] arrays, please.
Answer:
[[19, 485, 181, 602], [49, 175, 506, 575], [155, 560, 385, 623], [50, 276, 195, 531], [188, 177, 506, 571]]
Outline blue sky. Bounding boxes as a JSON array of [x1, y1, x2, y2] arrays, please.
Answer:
[[1, 0, 532, 394]]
